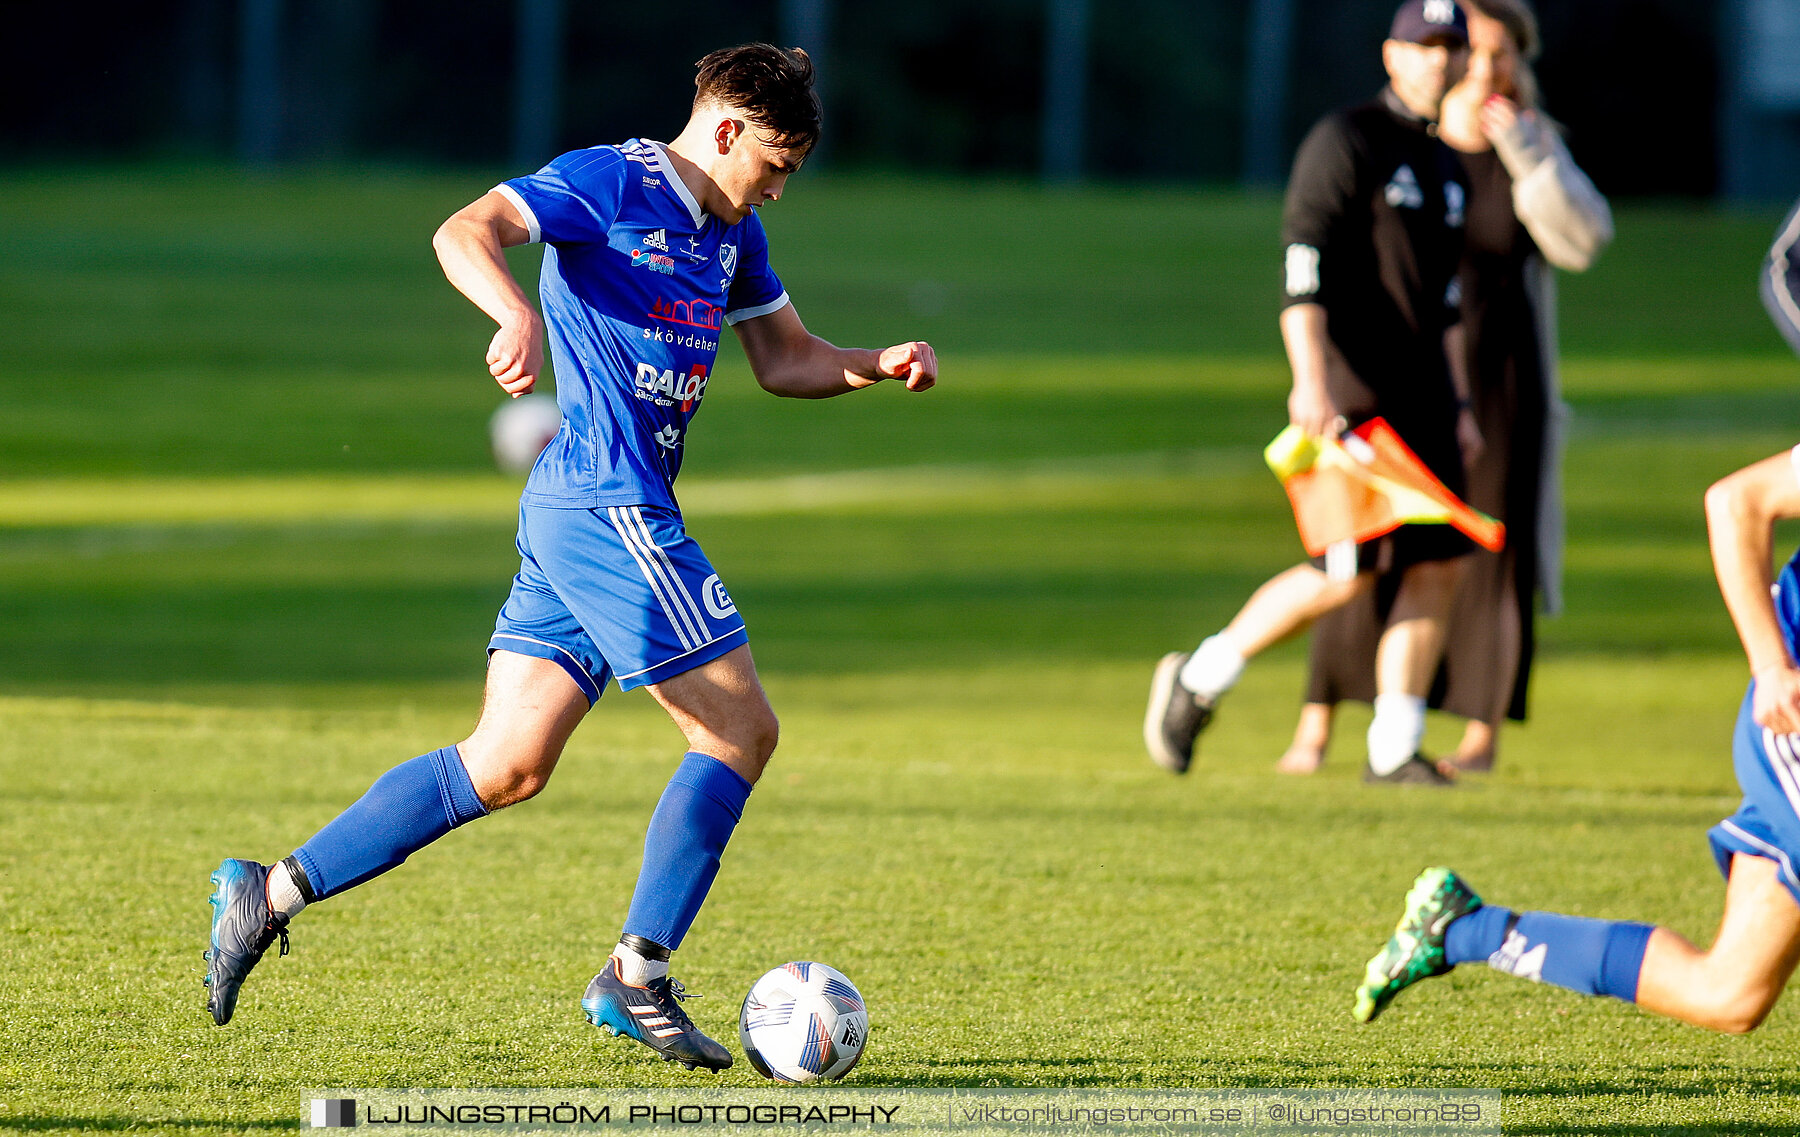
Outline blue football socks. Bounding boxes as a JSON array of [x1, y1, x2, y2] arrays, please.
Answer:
[[290, 746, 489, 900], [1446, 905, 1654, 1002], [622, 752, 754, 951]]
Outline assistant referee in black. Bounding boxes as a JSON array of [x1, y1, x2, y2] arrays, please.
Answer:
[[1146, 0, 1479, 784]]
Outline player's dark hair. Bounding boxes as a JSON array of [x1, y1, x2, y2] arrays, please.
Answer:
[[693, 44, 822, 155]]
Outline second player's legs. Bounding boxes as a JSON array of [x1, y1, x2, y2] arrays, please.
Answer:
[[1636, 853, 1800, 1033]]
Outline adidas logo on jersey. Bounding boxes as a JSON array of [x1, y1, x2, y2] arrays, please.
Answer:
[[642, 228, 669, 252], [1384, 164, 1424, 210]]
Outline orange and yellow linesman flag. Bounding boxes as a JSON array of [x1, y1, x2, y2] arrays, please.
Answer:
[[1263, 417, 1505, 557]]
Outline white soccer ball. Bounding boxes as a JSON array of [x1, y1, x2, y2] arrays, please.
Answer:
[[739, 962, 869, 1083], [488, 393, 562, 475]]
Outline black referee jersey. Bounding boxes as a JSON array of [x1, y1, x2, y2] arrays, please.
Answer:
[[1280, 87, 1466, 435]]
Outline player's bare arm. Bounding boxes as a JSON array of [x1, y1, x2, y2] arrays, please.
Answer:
[[1706, 450, 1800, 734], [432, 191, 544, 397], [733, 301, 936, 399], [1280, 303, 1343, 436]]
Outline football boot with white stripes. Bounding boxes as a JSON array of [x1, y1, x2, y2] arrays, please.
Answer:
[[203, 858, 291, 1025], [582, 957, 733, 1071], [1353, 866, 1483, 1023]]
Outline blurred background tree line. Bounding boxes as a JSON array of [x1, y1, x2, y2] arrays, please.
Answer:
[[2, 0, 1793, 199]]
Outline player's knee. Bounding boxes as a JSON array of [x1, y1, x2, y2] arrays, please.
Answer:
[[1707, 986, 1780, 1034], [724, 707, 780, 778], [461, 740, 559, 810], [1692, 968, 1783, 1034], [746, 706, 780, 764]]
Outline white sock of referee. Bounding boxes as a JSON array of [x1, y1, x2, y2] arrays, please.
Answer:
[[1366, 693, 1427, 776], [1179, 634, 1246, 701]]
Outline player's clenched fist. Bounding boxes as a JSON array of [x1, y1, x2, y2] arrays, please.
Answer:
[[877, 341, 937, 391], [488, 318, 544, 397], [1753, 662, 1800, 736]]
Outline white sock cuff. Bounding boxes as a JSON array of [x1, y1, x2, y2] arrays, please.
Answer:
[[1179, 634, 1246, 700], [1367, 693, 1428, 776], [266, 860, 309, 920], [612, 941, 671, 986]]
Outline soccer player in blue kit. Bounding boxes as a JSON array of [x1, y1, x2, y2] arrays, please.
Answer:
[[203, 44, 936, 1071], [1354, 448, 1800, 1031], [1353, 208, 1800, 1032]]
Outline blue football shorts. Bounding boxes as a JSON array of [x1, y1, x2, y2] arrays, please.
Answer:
[[1708, 691, 1800, 907], [489, 503, 749, 702]]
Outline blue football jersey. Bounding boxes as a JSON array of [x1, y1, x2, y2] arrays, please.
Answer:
[[495, 139, 789, 510], [1778, 547, 1800, 655]]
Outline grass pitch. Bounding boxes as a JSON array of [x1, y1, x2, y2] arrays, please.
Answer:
[[3, 168, 1800, 1134]]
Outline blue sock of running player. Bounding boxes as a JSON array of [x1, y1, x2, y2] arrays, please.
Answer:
[[1445, 905, 1655, 1001], [290, 747, 489, 899], [621, 752, 753, 956]]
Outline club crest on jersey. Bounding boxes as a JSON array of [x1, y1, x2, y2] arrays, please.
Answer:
[[635, 362, 710, 411], [641, 228, 669, 252], [719, 243, 738, 277], [1384, 165, 1424, 210]]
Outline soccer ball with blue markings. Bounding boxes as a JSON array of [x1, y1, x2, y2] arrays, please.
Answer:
[[738, 962, 869, 1083]]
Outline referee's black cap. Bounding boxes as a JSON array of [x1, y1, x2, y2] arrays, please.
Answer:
[[1389, 0, 1469, 45]]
